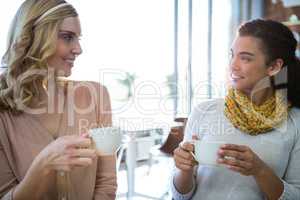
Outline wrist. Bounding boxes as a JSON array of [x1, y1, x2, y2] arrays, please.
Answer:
[[31, 152, 53, 177], [174, 168, 195, 194], [254, 164, 269, 179], [181, 169, 194, 176], [177, 168, 194, 181]]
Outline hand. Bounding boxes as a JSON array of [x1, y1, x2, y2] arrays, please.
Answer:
[[173, 135, 199, 172], [36, 133, 97, 173], [217, 144, 267, 176]]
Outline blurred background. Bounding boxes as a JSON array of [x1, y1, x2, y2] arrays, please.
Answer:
[[1, 0, 299, 199]]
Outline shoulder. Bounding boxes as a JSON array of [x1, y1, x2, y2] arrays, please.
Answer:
[[289, 107, 300, 130], [287, 107, 300, 142], [0, 112, 6, 130], [66, 80, 109, 97], [191, 98, 224, 116], [289, 107, 300, 118], [187, 98, 223, 124], [0, 111, 10, 145]]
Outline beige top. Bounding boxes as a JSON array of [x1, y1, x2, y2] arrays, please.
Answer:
[[0, 81, 117, 200]]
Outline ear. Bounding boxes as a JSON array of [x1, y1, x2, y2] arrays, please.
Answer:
[[267, 58, 284, 76]]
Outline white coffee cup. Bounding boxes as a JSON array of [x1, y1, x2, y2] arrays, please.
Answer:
[[194, 140, 225, 166], [89, 127, 122, 155]]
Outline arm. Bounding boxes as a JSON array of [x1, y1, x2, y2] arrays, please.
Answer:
[[172, 142, 197, 200], [0, 122, 50, 200], [93, 82, 117, 200], [276, 128, 300, 200], [10, 156, 55, 200], [218, 141, 300, 200], [173, 168, 196, 193], [218, 143, 284, 200], [255, 128, 300, 200], [172, 106, 202, 200], [0, 142, 18, 200], [0, 132, 96, 200], [254, 165, 284, 200], [0, 137, 54, 200], [13, 135, 96, 200], [93, 156, 117, 200]]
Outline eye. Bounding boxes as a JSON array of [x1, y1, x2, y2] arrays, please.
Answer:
[[59, 33, 75, 43], [63, 34, 74, 42], [240, 56, 251, 62]]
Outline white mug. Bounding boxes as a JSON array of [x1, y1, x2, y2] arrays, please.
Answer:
[[194, 140, 225, 166], [89, 127, 122, 155]]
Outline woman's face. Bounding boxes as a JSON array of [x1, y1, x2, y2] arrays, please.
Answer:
[[229, 36, 272, 95], [47, 17, 82, 77]]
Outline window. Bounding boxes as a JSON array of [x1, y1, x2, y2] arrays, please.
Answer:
[[0, 0, 233, 128], [175, 0, 232, 116]]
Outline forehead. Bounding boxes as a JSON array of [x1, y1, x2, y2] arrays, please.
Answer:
[[59, 17, 81, 36], [232, 36, 264, 53]]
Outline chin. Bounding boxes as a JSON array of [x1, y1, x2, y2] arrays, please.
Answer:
[[56, 70, 71, 78], [230, 84, 247, 93], [64, 72, 71, 77]]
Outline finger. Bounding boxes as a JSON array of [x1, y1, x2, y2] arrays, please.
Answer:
[[218, 149, 245, 161], [54, 166, 73, 172], [179, 142, 194, 152], [175, 163, 195, 171], [218, 157, 251, 169], [226, 165, 246, 174], [220, 144, 248, 152], [69, 157, 94, 167], [174, 147, 194, 160], [69, 137, 92, 149], [174, 155, 195, 166], [68, 148, 97, 158]]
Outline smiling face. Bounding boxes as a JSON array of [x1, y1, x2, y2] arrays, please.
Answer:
[[229, 36, 274, 95], [47, 17, 82, 77]]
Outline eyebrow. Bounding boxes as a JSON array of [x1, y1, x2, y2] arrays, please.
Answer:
[[239, 51, 255, 57], [230, 49, 255, 57], [59, 30, 82, 37]]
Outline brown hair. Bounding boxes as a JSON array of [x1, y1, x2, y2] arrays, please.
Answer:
[[238, 19, 300, 108]]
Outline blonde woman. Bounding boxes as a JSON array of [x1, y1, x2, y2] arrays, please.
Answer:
[[0, 0, 116, 199], [172, 19, 300, 200]]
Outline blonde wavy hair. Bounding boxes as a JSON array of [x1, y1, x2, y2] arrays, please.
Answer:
[[0, 0, 77, 113]]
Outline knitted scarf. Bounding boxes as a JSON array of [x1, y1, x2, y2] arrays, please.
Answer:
[[224, 88, 289, 135]]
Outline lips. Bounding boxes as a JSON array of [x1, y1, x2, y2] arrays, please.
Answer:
[[64, 58, 75, 66], [231, 73, 244, 80]]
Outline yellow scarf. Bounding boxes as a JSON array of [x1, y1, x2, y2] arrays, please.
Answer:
[[224, 88, 289, 135]]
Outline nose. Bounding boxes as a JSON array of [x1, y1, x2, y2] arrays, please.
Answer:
[[229, 55, 239, 72], [72, 40, 82, 56]]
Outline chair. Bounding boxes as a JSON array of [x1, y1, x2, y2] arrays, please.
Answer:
[[116, 143, 127, 172], [147, 118, 187, 199], [147, 119, 186, 173]]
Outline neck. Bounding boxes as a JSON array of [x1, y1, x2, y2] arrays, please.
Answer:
[[30, 79, 65, 112], [243, 88, 274, 106]]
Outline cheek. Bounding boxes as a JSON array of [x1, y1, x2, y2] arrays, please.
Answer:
[[55, 43, 69, 57], [244, 64, 268, 79], [48, 54, 62, 67], [47, 46, 68, 66]]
